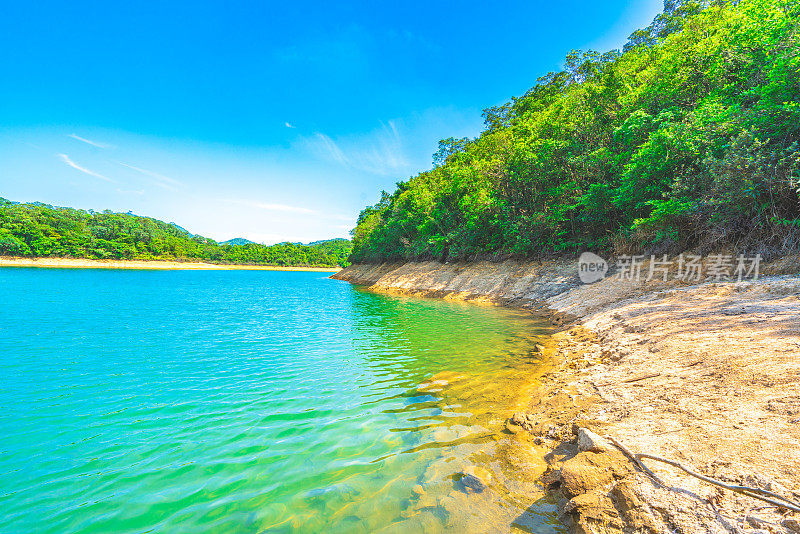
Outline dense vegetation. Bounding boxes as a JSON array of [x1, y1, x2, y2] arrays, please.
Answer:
[[0, 198, 351, 267], [351, 0, 800, 263]]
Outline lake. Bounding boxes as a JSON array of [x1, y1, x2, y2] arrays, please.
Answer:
[[0, 268, 562, 533]]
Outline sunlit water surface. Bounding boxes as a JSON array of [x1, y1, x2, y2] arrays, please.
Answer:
[[0, 268, 563, 533]]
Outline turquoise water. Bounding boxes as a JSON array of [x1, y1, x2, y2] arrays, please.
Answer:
[[0, 268, 561, 533]]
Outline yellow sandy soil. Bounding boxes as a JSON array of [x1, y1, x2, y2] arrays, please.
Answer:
[[0, 256, 342, 272]]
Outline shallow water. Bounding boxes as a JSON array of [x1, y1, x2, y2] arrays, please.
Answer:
[[0, 268, 563, 533]]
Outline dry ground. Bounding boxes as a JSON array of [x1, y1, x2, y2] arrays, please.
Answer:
[[526, 276, 800, 534]]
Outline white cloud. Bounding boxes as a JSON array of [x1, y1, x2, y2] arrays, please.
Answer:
[[116, 161, 183, 190], [313, 133, 349, 166], [57, 154, 114, 182], [67, 134, 113, 149], [285, 122, 296, 129], [303, 120, 410, 175]]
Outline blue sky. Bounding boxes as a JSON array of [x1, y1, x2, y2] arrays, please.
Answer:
[[0, 0, 662, 243]]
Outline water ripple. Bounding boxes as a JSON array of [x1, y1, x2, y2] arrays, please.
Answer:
[[0, 268, 562, 533]]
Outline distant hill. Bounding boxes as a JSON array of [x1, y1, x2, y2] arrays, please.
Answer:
[[221, 237, 256, 246], [0, 197, 352, 267], [306, 238, 349, 246]]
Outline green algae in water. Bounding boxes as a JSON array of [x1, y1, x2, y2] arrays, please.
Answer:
[[0, 268, 564, 533]]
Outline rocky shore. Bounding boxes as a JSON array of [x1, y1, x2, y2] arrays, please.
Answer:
[[333, 258, 800, 534]]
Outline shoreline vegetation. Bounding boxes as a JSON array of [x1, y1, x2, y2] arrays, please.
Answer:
[[0, 256, 342, 271], [0, 197, 352, 268], [333, 258, 800, 533]]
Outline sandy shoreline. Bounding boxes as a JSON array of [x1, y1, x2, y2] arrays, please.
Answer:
[[333, 259, 800, 533], [0, 256, 342, 272]]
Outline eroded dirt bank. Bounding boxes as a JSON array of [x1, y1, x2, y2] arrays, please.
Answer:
[[333, 260, 800, 533]]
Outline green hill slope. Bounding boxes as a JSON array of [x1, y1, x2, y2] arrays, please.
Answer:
[[351, 0, 800, 263]]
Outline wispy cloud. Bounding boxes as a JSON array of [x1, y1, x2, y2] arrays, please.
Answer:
[[303, 120, 410, 175], [67, 134, 113, 149], [313, 133, 349, 166], [223, 199, 316, 214], [116, 161, 183, 190], [57, 154, 114, 182], [285, 122, 296, 129]]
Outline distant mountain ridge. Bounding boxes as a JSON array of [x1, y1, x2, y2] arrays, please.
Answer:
[[221, 237, 256, 246], [223, 237, 350, 247]]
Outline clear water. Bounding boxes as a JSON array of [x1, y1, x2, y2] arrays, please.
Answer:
[[0, 268, 562, 533]]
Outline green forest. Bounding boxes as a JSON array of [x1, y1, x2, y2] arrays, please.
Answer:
[[350, 0, 800, 263], [0, 198, 351, 267]]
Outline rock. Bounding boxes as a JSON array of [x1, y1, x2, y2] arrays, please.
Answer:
[[611, 480, 661, 531], [562, 492, 618, 519], [559, 452, 628, 498], [506, 412, 534, 433], [577, 428, 610, 453], [510, 412, 528, 425], [458, 473, 485, 493], [540, 467, 562, 490], [782, 518, 800, 533], [505, 420, 523, 434], [610, 480, 642, 511], [747, 516, 777, 530], [411, 484, 424, 496], [457, 466, 489, 494], [562, 492, 624, 534]]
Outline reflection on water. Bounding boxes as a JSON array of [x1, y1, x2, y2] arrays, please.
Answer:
[[0, 268, 563, 533]]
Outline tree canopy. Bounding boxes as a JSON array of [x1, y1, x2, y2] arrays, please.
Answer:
[[350, 0, 800, 263], [0, 198, 351, 267]]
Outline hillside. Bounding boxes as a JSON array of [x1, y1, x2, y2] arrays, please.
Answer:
[[221, 237, 256, 246], [0, 198, 351, 267], [350, 0, 800, 263]]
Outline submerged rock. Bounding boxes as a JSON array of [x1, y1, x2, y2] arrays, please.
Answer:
[[458, 474, 486, 494], [456, 465, 490, 494], [505, 411, 535, 434]]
